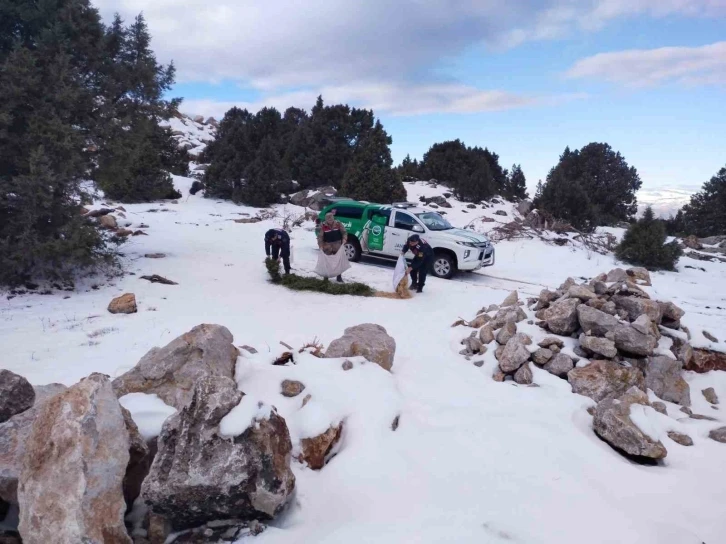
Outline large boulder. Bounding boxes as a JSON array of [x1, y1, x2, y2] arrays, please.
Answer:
[[299, 423, 343, 470], [18, 374, 132, 543], [683, 235, 702, 250], [325, 324, 396, 372], [568, 360, 645, 402], [108, 293, 137, 314], [577, 304, 620, 337], [593, 387, 667, 460], [0, 384, 66, 506], [644, 356, 691, 407], [289, 186, 338, 211], [686, 348, 726, 373], [579, 334, 617, 359], [626, 267, 651, 286], [498, 336, 530, 374], [567, 285, 597, 301], [611, 295, 662, 323], [0, 371, 35, 424], [543, 353, 574, 378], [142, 376, 295, 530], [112, 324, 239, 410], [543, 298, 580, 335], [612, 324, 658, 357], [658, 301, 684, 328]]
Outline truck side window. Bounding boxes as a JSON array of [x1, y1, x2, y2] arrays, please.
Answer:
[[394, 212, 418, 231], [369, 209, 391, 223], [331, 205, 364, 219]]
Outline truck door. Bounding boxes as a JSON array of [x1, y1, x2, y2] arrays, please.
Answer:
[[384, 210, 424, 255]]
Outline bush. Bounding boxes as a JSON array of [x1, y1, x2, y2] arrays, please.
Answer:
[[615, 207, 682, 271], [265, 259, 373, 296]]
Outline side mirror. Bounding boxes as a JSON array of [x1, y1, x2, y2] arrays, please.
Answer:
[[412, 224, 425, 233]]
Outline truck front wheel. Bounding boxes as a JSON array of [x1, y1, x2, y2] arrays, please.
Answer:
[[431, 252, 456, 279], [344, 238, 362, 262]]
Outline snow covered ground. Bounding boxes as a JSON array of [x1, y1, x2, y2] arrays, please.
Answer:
[[2, 179, 726, 543]]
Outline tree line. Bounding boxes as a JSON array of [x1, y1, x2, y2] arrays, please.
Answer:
[[1, 0, 186, 286]]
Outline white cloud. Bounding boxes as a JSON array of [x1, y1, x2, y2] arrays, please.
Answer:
[[565, 42, 726, 87]]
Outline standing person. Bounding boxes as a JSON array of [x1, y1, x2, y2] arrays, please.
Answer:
[[265, 228, 291, 275], [402, 234, 433, 293], [317, 212, 348, 282]]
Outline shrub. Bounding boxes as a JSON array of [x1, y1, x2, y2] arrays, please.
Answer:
[[615, 207, 682, 271]]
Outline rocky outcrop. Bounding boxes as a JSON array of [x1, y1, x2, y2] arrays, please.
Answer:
[[0, 371, 35, 424], [112, 324, 239, 410], [543, 298, 580, 335], [108, 293, 137, 314], [142, 376, 295, 530], [593, 387, 667, 460], [325, 324, 396, 372], [299, 423, 343, 470], [18, 374, 132, 543], [685, 348, 726, 373], [643, 356, 691, 407], [568, 360, 645, 403]]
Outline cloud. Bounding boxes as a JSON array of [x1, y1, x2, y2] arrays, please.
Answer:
[[565, 42, 726, 87]]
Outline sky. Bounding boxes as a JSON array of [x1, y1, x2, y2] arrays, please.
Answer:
[[95, 0, 725, 201]]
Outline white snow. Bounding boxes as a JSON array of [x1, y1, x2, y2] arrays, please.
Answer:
[[119, 393, 177, 440], [1, 179, 726, 543], [219, 395, 273, 437]]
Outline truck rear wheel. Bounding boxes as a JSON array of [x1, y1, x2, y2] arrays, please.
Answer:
[[344, 238, 362, 262], [431, 252, 456, 279]]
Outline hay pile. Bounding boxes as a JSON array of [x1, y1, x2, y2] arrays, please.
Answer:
[[375, 276, 412, 300]]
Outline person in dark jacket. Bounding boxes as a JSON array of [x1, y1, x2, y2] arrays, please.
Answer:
[[402, 234, 433, 293], [265, 228, 291, 274]]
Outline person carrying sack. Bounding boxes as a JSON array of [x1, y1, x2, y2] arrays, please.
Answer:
[[402, 234, 433, 293], [265, 228, 291, 275], [317, 212, 348, 282]]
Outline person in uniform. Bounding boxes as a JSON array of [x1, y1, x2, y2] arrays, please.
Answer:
[[317, 212, 348, 282], [265, 228, 291, 275], [402, 234, 433, 293]]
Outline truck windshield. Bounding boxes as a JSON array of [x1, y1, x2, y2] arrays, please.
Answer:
[[416, 212, 453, 231]]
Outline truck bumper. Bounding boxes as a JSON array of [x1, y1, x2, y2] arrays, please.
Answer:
[[459, 247, 495, 271]]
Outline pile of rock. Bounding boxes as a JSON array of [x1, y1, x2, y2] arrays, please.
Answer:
[[289, 186, 339, 211], [682, 234, 726, 263], [459, 266, 726, 462], [83, 207, 148, 238]]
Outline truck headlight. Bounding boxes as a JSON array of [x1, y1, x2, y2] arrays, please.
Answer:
[[456, 241, 476, 247]]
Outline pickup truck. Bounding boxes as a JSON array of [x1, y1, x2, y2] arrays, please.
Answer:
[[316, 199, 494, 279]]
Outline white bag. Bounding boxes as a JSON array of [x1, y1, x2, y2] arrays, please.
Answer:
[[392, 255, 407, 292], [314, 246, 351, 278]]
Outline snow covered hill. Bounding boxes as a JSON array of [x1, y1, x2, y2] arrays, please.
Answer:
[[160, 113, 217, 161], [2, 179, 726, 543]]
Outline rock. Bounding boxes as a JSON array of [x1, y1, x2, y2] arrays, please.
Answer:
[[121, 407, 152, 512], [496, 322, 517, 345], [611, 295, 662, 324], [626, 267, 652, 286], [592, 281, 608, 295], [193, 115, 205, 124], [142, 376, 295, 530], [498, 337, 530, 374], [579, 334, 617, 359], [577, 304, 620, 337], [494, 210, 507, 216], [573, 345, 589, 358], [289, 186, 338, 211], [709, 427, 726, 443], [0, 371, 35, 424], [658, 301, 684, 328], [515, 333, 532, 346], [613, 324, 658, 357], [489, 308, 519, 330], [144, 253, 167, 260], [690, 413, 717, 421], [494, 345, 504, 361], [702, 387, 719, 405], [479, 325, 495, 345], [644, 356, 690, 407], [543, 298, 580, 335], [492, 369, 506, 382], [99, 214, 118, 229], [342, 361, 353, 371], [535, 289, 560, 310], [112, 324, 238, 410], [469, 314, 489, 328], [299, 423, 343, 470], [513, 363, 533, 385], [605, 268, 628, 283], [531, 348, 553, 365], [669, 336, 694, 367], [140, 274, 178, 285], [460, 335, 485, 356], [108, 293, 138, 314], [567, 285, 597, 301], [18, 374, 132, 543], [703, 330, 719, 343], [601, 301, 617, 315], [487, 304, 500, 313], [631, 314, 654, 336], [686, 348, 726, 373], [326, 324, 396, 372], [544, 353, 573, 378], [281, 380, 305, 398], [593, 386, 667, 460], [473, 360, 484, 368], [567, 360, 645, 402], [537, 337, 564, 349], [651, 401, 667, 415], [683, 235, 702, 250], [607, 280, 650, 299], [501, 291, 519, 307], [115, 228, 133, 237], [517, 200, 533, 216], [0, 384, 67, 506], [667, 431, 693, 447]]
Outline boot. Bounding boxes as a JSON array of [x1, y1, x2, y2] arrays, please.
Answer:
[[409, 282, 418, 290], [336, 275, 344, 283], [416, 285, 424, 293]]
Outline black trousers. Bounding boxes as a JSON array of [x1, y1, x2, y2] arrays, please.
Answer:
[[271, 243, 291, 273], [410, 258, 432, 288]]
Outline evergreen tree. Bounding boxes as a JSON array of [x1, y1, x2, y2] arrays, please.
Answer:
[[455, 156, 494, 202], [397, 154, 421, 180], [534, 180, 544, 201], [616, 207, 682, 271], [681, 165, 726, 237], [340, 122, 406, 203], [507, 164, 528, 200], [0, 0, 113, 286], [536, 168, 595, 231], [95, 14, 181, 202], [239, 137, 284, 206]]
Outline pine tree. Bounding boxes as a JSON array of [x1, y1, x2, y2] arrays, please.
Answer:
[[238, 137, 284, 206], [616, 207, 682, 270], [507, 164, 528, 200], [455, 156, 494, 202], [534, 180, 544, 201], [397, 154, 421, 180], [681, 165, 726, 237], [537, 168, 595, 231], [340, 122, 406, 203], [0, 0, 113, 286]]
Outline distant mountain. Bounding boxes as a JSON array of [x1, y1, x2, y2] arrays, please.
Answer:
[[160, 112, 217, 161], [636, 186, 697, 218]]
